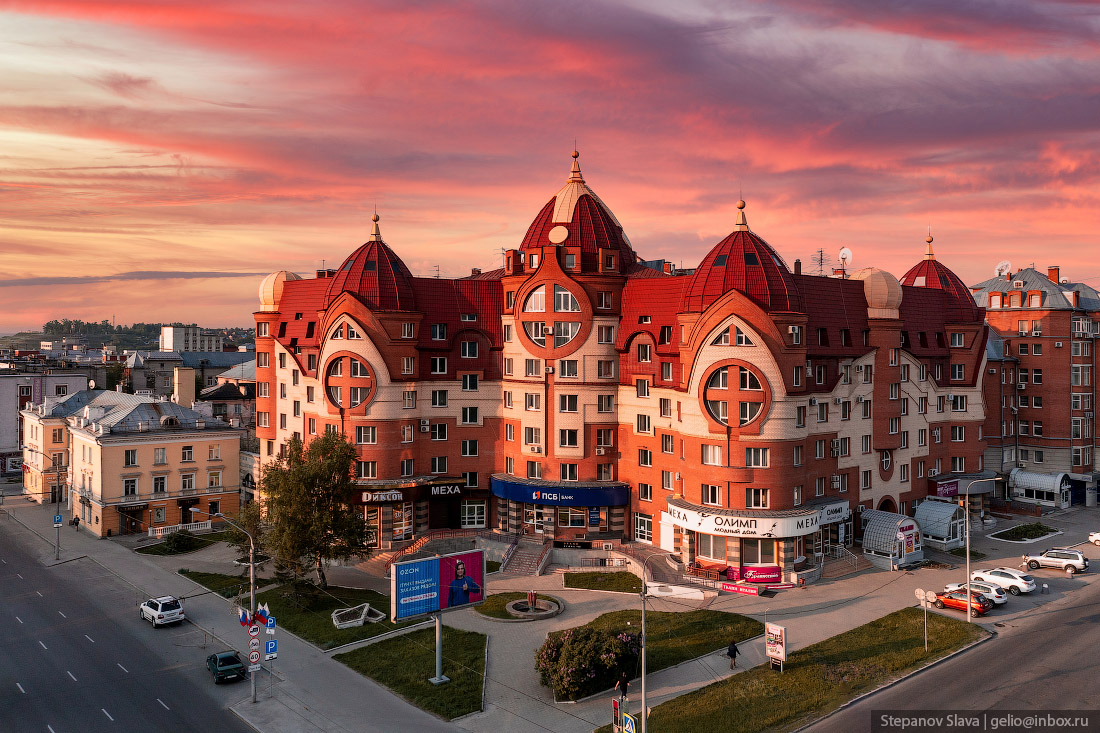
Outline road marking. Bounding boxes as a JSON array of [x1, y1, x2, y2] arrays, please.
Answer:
[[16, 573, 22, 579], [15, 616, 22, 624], [36, 591, 42, 597], [117, 663, 129, 673], [58, 611, 66, 618], [1, 558, 6, 563], [157, 698, 169, 710], [38, 641, 47, 650], [66, 671, 77, 682], [48, 726, 56, 733], [102, 709, 114, 721], [85, 634, 95, 643], [16, 683, 24, 694]]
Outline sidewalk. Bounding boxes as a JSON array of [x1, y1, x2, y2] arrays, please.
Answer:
[[1, 497, 455, 733]]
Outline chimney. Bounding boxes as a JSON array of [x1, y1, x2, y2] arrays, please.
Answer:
[[174, 366, 196, 407], [794, 259, 802, 275], [1048, 266, 1060, 283], [470, 268, 481, 276]]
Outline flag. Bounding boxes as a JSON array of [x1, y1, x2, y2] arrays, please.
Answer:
[[254, 603, 270, 625], [238, 607, 250, 626]]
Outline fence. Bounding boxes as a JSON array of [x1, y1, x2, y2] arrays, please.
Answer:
[[384, 528, 517, 575], [148, 520, 213, 539]]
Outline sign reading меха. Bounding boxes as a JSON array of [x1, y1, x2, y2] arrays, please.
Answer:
[[389, 549, 486, 622]]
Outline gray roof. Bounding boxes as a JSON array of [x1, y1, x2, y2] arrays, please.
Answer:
[[860, 509, 911, 554], [970, 267, 1100, 311], [179, 351, 254, 369], [217, 360, 256, 381], [985, 329, 1015, 362], [125, 351, 183, 368], [914, 500, 964, 540], [46, 390, 232, 434]]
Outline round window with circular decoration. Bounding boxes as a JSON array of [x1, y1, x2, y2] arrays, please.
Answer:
[[517, 281, 591, 357], [702, 363, 767, 428], [324, 353, 376, 411]]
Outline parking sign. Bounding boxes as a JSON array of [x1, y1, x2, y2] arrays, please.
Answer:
[[265, 639, 278, 661]]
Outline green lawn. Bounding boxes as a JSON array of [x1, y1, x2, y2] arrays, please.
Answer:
[[486, 560, 501, 573], [597, 607, 985, 733], [255, 582, 416, 649], [948, 547, 987, 560], [178, 570, 253, 598], [335, 626, 486, 720], [137, 530, 234, 555], [557, 609, 761, 674], [564, 571, 642, 593], [989, 522, 1057, 541], [476, 592, 556, 619]]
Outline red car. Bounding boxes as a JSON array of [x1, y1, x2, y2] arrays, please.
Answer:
[[934, 589, 993, 616]]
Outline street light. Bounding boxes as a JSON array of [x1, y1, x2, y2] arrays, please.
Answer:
[[963, 478, 997, 623], [22, 444, 65, 560], [639, 551, 671, 733], [190, 507, 257, 704]]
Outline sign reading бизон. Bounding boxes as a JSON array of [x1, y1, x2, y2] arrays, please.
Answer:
[[390, 549, 486, 622]]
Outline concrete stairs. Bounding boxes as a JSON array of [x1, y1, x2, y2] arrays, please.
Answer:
[[354, 550, 400, 577], [819, 551, 873, 579], [502, 542, 547, 575]]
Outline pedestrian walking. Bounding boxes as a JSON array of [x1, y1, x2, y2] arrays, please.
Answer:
[[727, 640, 739, 669], [614, 670, 630, 699], [73, 516, 80, 531]]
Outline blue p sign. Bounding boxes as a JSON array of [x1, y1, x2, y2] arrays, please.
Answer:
[[264, 639, 278, 660]]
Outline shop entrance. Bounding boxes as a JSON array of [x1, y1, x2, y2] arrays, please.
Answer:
[[524, 504, 555, 534], [119, 510, 142, 535]]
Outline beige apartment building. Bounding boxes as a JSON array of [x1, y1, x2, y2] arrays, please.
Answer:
[[22, 390, 241, 538]]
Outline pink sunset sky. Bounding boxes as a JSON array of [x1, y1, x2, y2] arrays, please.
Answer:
[[2, 0, 1099, 333]]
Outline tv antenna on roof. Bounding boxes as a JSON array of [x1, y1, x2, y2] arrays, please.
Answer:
[[813, 248, 828, 276], [433, 265, 441, 279]]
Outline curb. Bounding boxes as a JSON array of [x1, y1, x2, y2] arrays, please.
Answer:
[[475, 593, 567, 623], [986, 529, 1063, 544], [791, 627, 997, 732]]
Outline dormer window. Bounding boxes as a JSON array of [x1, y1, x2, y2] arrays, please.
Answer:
[[460, 313, 477, 322], [604, 254, 616, 271], [363, 260, 377, 271], [989, 294, 1002, 308], [713, 254, 727, 266], [331, 325, 344, 339], [529, 253, 539, 268], [638, 316, 651, 324], [744, 252, 760, 266]]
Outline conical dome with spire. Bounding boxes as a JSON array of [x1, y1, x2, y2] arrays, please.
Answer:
[[324, 213, 417, 311], [680, 199, 803, 313], [899, 233, 978, 321], [518, 150, 636, 271]]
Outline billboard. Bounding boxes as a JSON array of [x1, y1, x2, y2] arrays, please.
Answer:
[[390, 549, 485, 622], [765, 623, 786, 662]]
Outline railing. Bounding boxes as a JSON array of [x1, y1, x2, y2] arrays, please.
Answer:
[[534, 540, 554, 576], [824, 545, 859, 567], [148, 520, 213, 538], [499, 535, 520, 568], [384, 528, 512, 575]]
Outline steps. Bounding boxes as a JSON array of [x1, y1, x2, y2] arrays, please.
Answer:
[[502, 542, 547, 575], [819, 552, 873, 579], [355, 550, 399, 577]]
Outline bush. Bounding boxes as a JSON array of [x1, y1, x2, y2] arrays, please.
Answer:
[[535, 626, 640, 701], [162, 529, 195, 553]]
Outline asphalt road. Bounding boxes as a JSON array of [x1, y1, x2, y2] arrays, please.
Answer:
[[0, 525, 255, 733], [807, 571, 1100, 732]]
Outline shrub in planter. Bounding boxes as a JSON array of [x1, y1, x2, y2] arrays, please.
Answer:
[[162, 529, 195, 553], [535, 626, 640, 701]]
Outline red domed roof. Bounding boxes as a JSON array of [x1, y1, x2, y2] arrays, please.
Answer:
[[681, 202, 803, 313], [518, 152, 635, 271], [900, 237, 979, 321], [324, 216, 416, 311]]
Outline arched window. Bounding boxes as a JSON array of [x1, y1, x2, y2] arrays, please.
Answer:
[[523, 286, 545, 313]]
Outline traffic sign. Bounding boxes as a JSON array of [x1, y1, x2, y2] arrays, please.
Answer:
[[248, 624, 259, 637], [248, 663, 261, 672], [249, 638, 260, 651], [248, 650, 260, 664], [265, 617, 276, 635], [622, 712, 637, 733], [53, 514, 63, 527], [925, 590, 938, 603], [914, 588, 925, 602], [264, 639, 278, 660]]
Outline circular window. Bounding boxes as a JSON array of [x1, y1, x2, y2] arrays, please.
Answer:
[[702, 364, 766, 428], [325, 355, 375, 410]]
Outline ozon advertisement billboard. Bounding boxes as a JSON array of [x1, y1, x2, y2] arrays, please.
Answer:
[[389, 549, 486, 622]]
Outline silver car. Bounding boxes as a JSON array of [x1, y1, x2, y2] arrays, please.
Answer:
[[139, 596, 185, 627], [1022, 548, 1089, 574], [971, 568, 1037, 595], [945, 580, 1008, 605]]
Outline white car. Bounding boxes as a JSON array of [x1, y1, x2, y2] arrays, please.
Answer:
[[139, 596, 185, 627], [944, 581, 1008, 605], [1090, 531, 1100, 546], [971, 568, 1037, 595]]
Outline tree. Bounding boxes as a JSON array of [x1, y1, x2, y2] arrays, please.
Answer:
[[256, 432, 367, 588]]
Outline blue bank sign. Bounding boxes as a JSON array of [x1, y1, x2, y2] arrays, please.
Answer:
[[490, 477, 629, 507]]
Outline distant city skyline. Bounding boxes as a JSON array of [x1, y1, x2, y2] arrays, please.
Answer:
[[3, 1, 1098, 332]]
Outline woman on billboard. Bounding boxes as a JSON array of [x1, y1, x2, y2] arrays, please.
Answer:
[[446, 559, 482, 607]]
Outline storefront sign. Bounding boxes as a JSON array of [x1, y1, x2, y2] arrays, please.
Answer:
[[118, 503, 148, 511], [362, 490, 405, 503], [726, 565, 782, 583], [817, 501, 850, 524], [555, 540, 592, 549], [428, 483, 465, 498], [765, 623, 787, 662], [490, 477, 629, 507], [664, 501, 820, 538], [720, 582, 761, 596], [588, 507, 602, 526], [936, 480, 960, 498]]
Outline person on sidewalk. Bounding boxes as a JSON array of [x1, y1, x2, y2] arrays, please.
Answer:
[[73, 516, 80, 531], [727, 640, 740, 669], [614, 670, 630, 699]]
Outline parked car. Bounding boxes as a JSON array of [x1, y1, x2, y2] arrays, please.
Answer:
[[207, 651, 246, 684], [139, 596, 185, 627], [971, 568, 1037, 595], [934, 589, 994, 616], [1089, 531, 1100, 546], [944, 581, 1008, 605], [1022, 548, 1089, 574]]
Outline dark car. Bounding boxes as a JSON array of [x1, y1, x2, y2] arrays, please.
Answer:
[[207, 651, 246, 684], [934, 590, 994, 616]]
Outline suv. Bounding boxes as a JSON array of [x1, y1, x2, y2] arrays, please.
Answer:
[[1089, 531, 1100, 546], [1023, 548, 1089, 573], [971, 568, 1037, 595], [139, 596, 185, 627]]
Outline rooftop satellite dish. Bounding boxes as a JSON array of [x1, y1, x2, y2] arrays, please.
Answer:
[[88, 380, 96, 389], [995, 260, 1012, 277], [838, 247, 853, 268]]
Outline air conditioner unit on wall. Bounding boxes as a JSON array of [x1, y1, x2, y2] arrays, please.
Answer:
[[1017, 383, 1027, 390], [545, 366, 554, 374], [831, 475, 841, 488], [834, 397, 843, 405], [420, 425, 430, 433], [419, 418, 429, 426], [595, 447, 606, 456], [1032, 330, 1041, 337], [989, 368, 997, 374], [857, 395, 865, 403], [808, 397, 818, 406], [1056, 342, 1063, 348], [929, 469, 939, 477], [532, 446, 542, 454], [603, 542, 614, 551]]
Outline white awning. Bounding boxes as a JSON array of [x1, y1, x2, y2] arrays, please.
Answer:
[[1008, 469, 1069, 492]]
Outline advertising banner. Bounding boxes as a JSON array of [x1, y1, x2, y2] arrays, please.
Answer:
[[390, 549, 485, 622], [765, 623, 786, 662], [726, 565, 782, 583]]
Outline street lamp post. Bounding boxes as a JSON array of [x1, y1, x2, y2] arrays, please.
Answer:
[[963, 478, 996, 623], [22, 444, 65, 559], [191, 507, 257, 704], [639, 551, 670, 733]]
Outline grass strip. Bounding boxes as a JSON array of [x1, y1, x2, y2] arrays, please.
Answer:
[[989, 522, 1057, 541], [947, 547, 987, 560], [255, 582, 416, 649], [476, 592, 556, 619], [596, 607, 985, 733], [335, 626, 486, 720], [564, 571, 642, 593]]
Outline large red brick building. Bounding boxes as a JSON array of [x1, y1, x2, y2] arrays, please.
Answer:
[[255, 153, 988, 581]]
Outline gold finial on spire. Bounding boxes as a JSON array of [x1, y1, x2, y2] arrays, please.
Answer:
[[924, 229, 935, 260], [369, 211, 382, 242], [568, 148, 584, 183], [734, 198, 749, 231]]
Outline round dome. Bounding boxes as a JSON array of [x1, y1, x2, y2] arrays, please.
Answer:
[[323, 216, 417, 311], [900, 239, 980, 321], [850, 267, 903, 318], [680, 202, 802, 314], [258, 270, 302, 311]]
